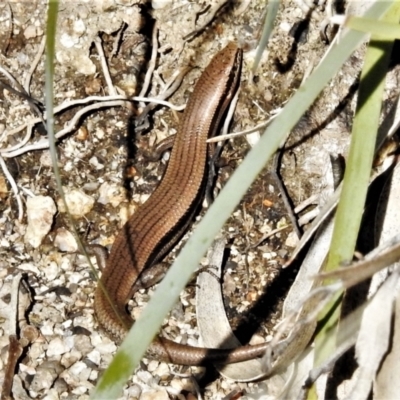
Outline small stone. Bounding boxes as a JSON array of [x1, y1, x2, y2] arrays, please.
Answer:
[[285, 231, 299, 248], [75, 126, 89, 141], [85, 78, 102, 95], [29, 364, 59, 392], [73, 19, 86, 36], [73, 334, 93, 354], [89, 369, 98, 381], [151, 0, 172, 9], [89, 156, 104, 170], [54, 228, 78, 252], [44, 386, 66, 399], [117, 74, 137, 96], [68, 360, 89, 377], [86, 349, 100, 365], [29, 342, 45, 362], [60, 362, 91, 388], [136, 370, 156, 386], [57, 189, 94, 218], [249, 333, 266, 345], [124, 384, 142, 399], [25, 196, 57, 248], [246, 131, 260, 147], [61, 349, 81, 368], [47, 337, 69, 357], [24, 25, 38, 39], [95, 128, 105, 140], [40, 151, 54, 167], [20, 325, 40, 346], [170, 377, 189, 392], [42, 261, 60, 281], [40, 321, 55, 336], [95, 341, 117, 355], [74, 53, 96, 75], [141, 389, 169, 400], [19, 363, 36, 375], [97, 181, 126, 207]]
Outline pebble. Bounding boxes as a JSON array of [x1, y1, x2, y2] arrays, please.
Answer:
[[68, 360, 90, 378], [89, 156, 104, 170], [57, 189, 94, 217], [23, 25, 38, 39], [60, 366, 88, 391], [39, 321, 55, 336], [61, 349, 81, 369], [39, 151, 54, 167], [97, 181, 126, 207], [29, 361, 61, 392], [29, 342, 45, 362], [86, 349, 100, 366], [42, 388, 62, 400], [94, 340, 117, 355], [53, 377, 68, 394], [141, 389, 170, 400], [47, 337, 69, 357], [42, 261, 60, 281], [12, 375, 31, 400], [24, 196, 57, 248], [18, 262, 40, 275], [73, 334, 93, 354], [54, 228, 78, 252], [19, 363, 36, 375], [169, 377, 192, 392], [285, 231, 299, 248], [136, 370, 158, 387], [124, 384, 142, 399], [246, 131, 261, 147], [151, 0, 173, 9]]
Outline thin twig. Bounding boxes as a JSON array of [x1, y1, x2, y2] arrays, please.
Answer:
[[2, 97, 186, 157], [24, 35, 46, 94], [272, 150, 302, 238], [1, 2, 13, 55], [138, 23, 158, 102], [19, 185, 35, 197], [298, 207, 320, 227], [0, 124, 34, 153], [294, 194, 319, 213], [124, 68, 189, 131], [0, 65, 28, 94], [0, 155, 23, 220], [2, 100, 128, 157], [207, 119, 270, 143], [1, 95, 186, 155], [183, 0, 230, 41], [251, 225, 290, 248], [0, 65, 45, 129], [94, 35, 117, 96], [110, 22, 126, 59]]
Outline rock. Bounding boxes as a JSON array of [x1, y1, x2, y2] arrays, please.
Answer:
[[25, 196, 57, 248]]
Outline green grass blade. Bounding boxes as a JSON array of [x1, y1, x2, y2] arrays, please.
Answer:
[[44, 1, 58, 163], [344, 15, 400, 38], [252, 0, 280, 73], [313, 0, 400, 374]]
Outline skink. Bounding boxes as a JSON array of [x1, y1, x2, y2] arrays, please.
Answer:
[[94, 42, 269, 365]]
